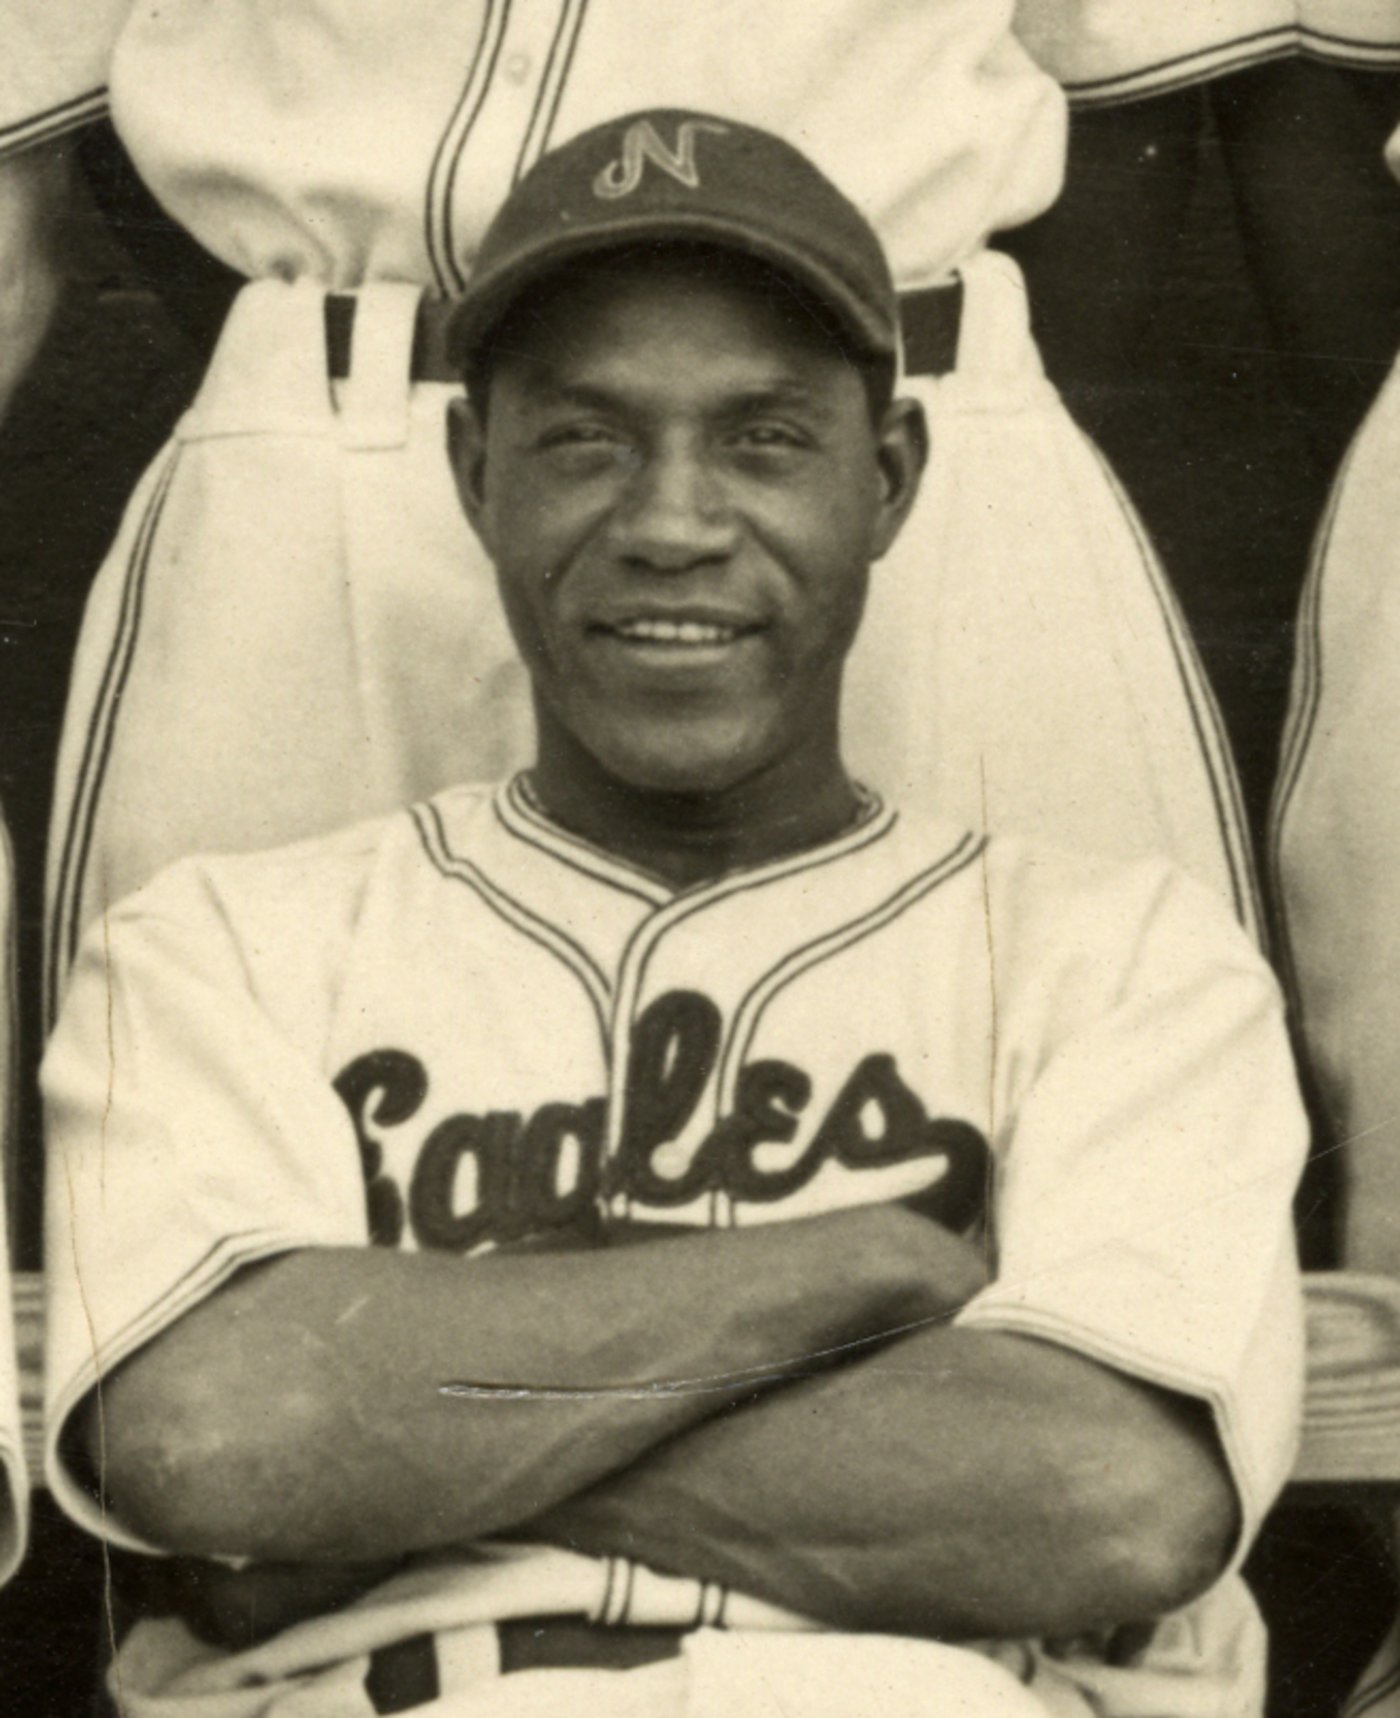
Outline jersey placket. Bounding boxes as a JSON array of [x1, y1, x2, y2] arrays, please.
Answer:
[[596, 807, 906, 1232], [427, 0, 587, 294], [601, 890, 734, 1230]]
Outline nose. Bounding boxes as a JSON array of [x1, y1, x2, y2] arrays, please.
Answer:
[[607, 437, 738, 572]]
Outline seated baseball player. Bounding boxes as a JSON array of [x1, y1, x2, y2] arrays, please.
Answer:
[[42, 112, 1308, 1718]]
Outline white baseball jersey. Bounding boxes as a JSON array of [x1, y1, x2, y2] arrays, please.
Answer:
[[44, 779, 1306, 1718], [1015, 2, 1400, 104], [4, 0, 1064, 288]]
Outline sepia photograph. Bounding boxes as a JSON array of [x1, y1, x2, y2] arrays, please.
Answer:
[[4, 3, 1400, 1714]]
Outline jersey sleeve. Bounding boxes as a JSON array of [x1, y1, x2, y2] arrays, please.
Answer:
[[41, 850, 376, 1553], [0, 0, 131, 157], [955, 852, 1308, 1566]]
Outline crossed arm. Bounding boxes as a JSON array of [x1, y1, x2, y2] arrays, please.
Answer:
[[90, 1202, 1236, 1644]]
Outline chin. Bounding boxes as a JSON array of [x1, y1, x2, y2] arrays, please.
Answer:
[[595, 730, 765, 801]]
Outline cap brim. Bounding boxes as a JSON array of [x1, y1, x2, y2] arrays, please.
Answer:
[[447, 210, 897, 373]]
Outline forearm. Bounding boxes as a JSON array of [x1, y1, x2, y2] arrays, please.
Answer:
[[529, 1326, 1239, 1640], [96, 1206, 983, 1562]]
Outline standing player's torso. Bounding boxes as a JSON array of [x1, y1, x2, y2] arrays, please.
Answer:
[[320, 781, 1013, 1256], [104, 0, 1062, 290], [1014, 0, 1400, 103]]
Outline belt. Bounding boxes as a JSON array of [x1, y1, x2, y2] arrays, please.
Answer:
[[366, 1620, 686, 1713], [324, 280, 963, 384]]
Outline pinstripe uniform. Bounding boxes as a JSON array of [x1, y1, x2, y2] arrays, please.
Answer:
[[42, 778, 1305, 1717], [1015, 2, 1400, 105], [1270, 106, 1400, 1252], [3, 2, 1258, 1005], [1269, 112, 1400, 1714]]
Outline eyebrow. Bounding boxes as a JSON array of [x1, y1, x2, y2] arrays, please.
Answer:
[[513, 375, 840, 420]]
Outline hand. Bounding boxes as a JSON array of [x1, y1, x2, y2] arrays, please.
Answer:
[[138, 1554, 405, 1650], [605, 1201, 990, 1333]]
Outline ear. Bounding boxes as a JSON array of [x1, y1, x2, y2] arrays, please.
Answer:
[[446, 393, 494, 555], [868, 396, 929, 563]]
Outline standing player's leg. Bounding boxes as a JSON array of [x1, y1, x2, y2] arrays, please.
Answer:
[[1212, 56, 1400, 481], [44, 282, 535, 1010], [844, 250, 1261, 941], [996, 86, 1206, 435]]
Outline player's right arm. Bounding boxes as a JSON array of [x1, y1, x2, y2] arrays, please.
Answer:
[[85, 1205, 983, 1563], [41, 848, 985, 1563]]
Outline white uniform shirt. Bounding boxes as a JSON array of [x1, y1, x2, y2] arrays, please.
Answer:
[[43, 779, 1307, 1718], [1015, 2, 1400, 103], [4, 0, 1064, 291]]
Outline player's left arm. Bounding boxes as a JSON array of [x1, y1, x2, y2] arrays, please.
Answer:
[[154, 1313, 1231, 1650], [522, 1320, 1235, 1640], [531, 862, 1310, 1642]]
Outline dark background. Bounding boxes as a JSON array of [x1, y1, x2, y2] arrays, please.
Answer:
[[3, 70, 1400, 1713]]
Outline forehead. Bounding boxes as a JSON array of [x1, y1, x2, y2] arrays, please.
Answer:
[[487, 250, 861, 403]]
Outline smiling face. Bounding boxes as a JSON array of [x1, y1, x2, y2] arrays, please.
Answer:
[[449, 248, 925, 806]]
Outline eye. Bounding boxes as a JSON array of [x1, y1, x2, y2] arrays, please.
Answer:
[[535, 422, 635, 473], [541, 423, 617, 446], [734, 421, 809, 450]]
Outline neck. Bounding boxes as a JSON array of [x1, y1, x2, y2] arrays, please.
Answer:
[[527, 732, 863, 889]]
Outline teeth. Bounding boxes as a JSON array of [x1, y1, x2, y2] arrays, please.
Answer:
[[614, 618, 739, 644]]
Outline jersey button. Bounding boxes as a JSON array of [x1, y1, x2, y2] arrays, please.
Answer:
[[504, 52, 532, 83]]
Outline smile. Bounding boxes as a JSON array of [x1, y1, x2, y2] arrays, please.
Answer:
[[597, 616, 762, 647]]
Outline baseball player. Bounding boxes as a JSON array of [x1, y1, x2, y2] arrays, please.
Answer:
[[1270, 114, 1400, 1307], [1, 0, 1259, 1016], [43, 113, 1307, 1718], [1268, 93, 1400, 1718]]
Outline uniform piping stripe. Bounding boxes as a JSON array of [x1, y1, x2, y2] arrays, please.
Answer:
[[0, 88, 107, 154], [1347, 1661, 1400, 1718], [1089, 446, 1262, 939], [1268, 442, 1351, 846], [424, 0, 509, 295], [1058, 26, 1297, 96], [49, 1226, 307, 1436], [413, 801, 612, 1046], [497, 780, 666, 905], [1102, 450, 1260, 935], [956, 1300, 1257, 1537], [718, 833, 986, 1109], [47, 450, 181, 1014], [1058, 27, 1400, 107], [602, 800, 896, 1163], [1299, 26, 1400, 52], [513, 0, 589, 184], [1065, 46, 1298, 107], [1265, 439, 1355, 1005], [598, 1557, 617, 1625], [1297, 39, 1400, 69], [619, 796, 897, 1007]]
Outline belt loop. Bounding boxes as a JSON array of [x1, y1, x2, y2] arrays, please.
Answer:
[[950, 250, 1043, 379], [337, 283, 423, 450]]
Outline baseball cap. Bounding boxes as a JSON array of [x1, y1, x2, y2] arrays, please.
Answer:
[[446, 109, 899, 372]]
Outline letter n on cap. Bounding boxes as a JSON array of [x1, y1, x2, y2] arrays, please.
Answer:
[[594, 118, 731, 200]]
